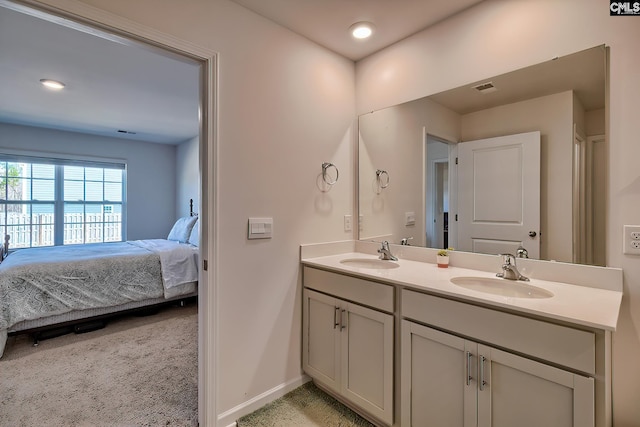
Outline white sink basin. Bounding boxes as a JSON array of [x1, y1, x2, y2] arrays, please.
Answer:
[[450, 276, 554, 299], [340, 258, 400, 270]]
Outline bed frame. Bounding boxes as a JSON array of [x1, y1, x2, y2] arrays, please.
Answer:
[[8, 291, 197, 346], [0, 234, 9, 263], [2, 199, 199, 348]]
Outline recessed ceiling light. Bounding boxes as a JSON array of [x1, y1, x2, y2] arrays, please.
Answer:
[[40, 79, 65, 90], [350, 22, 374, 40]]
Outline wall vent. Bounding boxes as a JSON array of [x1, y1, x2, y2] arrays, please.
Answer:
[[472, 81, 497, 94]]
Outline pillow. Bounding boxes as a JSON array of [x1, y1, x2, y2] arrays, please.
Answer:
[[187, 218, 199, 247], [167, 216, 198, 243]]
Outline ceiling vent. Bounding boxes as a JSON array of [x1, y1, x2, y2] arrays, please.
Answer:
[[472, 81, 497, 94]]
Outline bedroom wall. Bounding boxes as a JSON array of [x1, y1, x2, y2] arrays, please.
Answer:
[[355, 0, 640, 424], [0, 122, 177, 241], [43, 0, 356, 423], [176, 136, 199, 218]]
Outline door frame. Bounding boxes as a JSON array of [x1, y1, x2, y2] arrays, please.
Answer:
[[425, 133, 457, 249], [428, 159, 448, 248], [587, 134, 606, 267], [1, 1, 219, 425]]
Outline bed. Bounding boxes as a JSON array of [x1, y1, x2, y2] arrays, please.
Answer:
[[0, 210, 199, 358]]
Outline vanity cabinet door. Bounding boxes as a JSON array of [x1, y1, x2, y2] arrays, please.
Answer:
[[401, 320, 594, 427], [342, 301, 394, 426], [302, 289, 341, 394], [476, 344, 594, 427], [303, 288, 394, 426], [401, 320, 477, 427]]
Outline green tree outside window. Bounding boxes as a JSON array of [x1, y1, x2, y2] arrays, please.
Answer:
[[0, 163, 23, 210]]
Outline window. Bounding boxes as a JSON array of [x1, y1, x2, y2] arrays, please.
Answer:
[[0, 162, 55, 248], [0, 155, 126, 248]]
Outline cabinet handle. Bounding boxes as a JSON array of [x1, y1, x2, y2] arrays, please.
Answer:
[[334, 306, 340, 329], [466, 351, 473, 386], [479, 355, 487, 391], [340, 309, 347, 330]]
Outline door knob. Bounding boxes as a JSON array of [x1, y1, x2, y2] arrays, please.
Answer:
[[528, 231, 537, 237]]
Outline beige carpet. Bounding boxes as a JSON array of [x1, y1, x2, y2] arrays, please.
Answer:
[[237, 381, 376, 427], [0, 301, 198, 426]]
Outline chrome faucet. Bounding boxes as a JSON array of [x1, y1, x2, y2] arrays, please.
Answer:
[[516, 245, 529, 259], [400, 237, 413, 246], [496, 253, 529, 281], [378, 241, 398, 261]]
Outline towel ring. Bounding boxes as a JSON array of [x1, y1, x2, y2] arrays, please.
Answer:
[[376, 169, 390, 189], [322, 162, 339, 185]]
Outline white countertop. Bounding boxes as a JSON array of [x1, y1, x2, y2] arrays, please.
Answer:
[[302, 252, 622, 331]]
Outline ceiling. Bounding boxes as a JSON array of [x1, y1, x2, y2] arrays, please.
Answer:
[[0, 5, 200, 145], [430, 45, 606, 115], [229, 0, 484, 61], [0, 1, 485, 145]]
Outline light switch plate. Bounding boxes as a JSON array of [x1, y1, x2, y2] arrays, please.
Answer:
[[248, 217, 273, 239], [405, 211, 416, 226]]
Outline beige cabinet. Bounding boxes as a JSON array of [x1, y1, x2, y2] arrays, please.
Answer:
[[476, 342, 594, 427], [402, 320, 595, 427], [303, 286, 394, 425], [300, 265, 608, 427], [401, 320, 475, 426]]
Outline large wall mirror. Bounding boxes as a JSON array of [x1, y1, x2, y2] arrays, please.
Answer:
[[358, 45, 607, 266]]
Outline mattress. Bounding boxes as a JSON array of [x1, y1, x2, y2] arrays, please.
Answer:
[[0, 239, 199, 358]]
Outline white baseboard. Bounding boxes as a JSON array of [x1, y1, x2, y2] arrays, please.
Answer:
[[217, 375, 311, 427]]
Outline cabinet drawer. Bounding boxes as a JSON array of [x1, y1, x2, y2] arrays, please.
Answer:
[[303, 267, 394, 313], [401, 289, 595, 374]]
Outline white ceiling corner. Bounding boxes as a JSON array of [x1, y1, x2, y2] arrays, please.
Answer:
[[229, 0, 485, 61]]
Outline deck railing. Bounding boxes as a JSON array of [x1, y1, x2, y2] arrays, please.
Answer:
[[5, 213, 122, 248]]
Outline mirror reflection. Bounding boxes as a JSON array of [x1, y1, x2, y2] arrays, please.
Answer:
[[358, 45, 606, 266]]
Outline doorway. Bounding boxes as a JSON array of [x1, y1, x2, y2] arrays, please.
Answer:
[[0, 1, 216, 424], [425, 134, 454, 249]]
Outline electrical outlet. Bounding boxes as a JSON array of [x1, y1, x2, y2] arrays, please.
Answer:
[[623, 225, 640, 255], [344, 215, 352, 232]]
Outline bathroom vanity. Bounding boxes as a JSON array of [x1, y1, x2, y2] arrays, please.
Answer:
[[300, 241, 622, 427]]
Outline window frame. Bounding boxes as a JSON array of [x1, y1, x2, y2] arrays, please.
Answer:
[[0, 152, 127, 248]]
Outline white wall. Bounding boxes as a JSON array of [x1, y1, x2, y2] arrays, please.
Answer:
[[586, 108, 606, 135], [49, 0, 356, 421], [0, 122, 177, 240], [356, 0, 640, 424], [176, 136, 199, 218], [359, 96, 460, 246]]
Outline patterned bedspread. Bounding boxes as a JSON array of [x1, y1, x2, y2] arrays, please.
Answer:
[[0, 240, 197, 358]]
